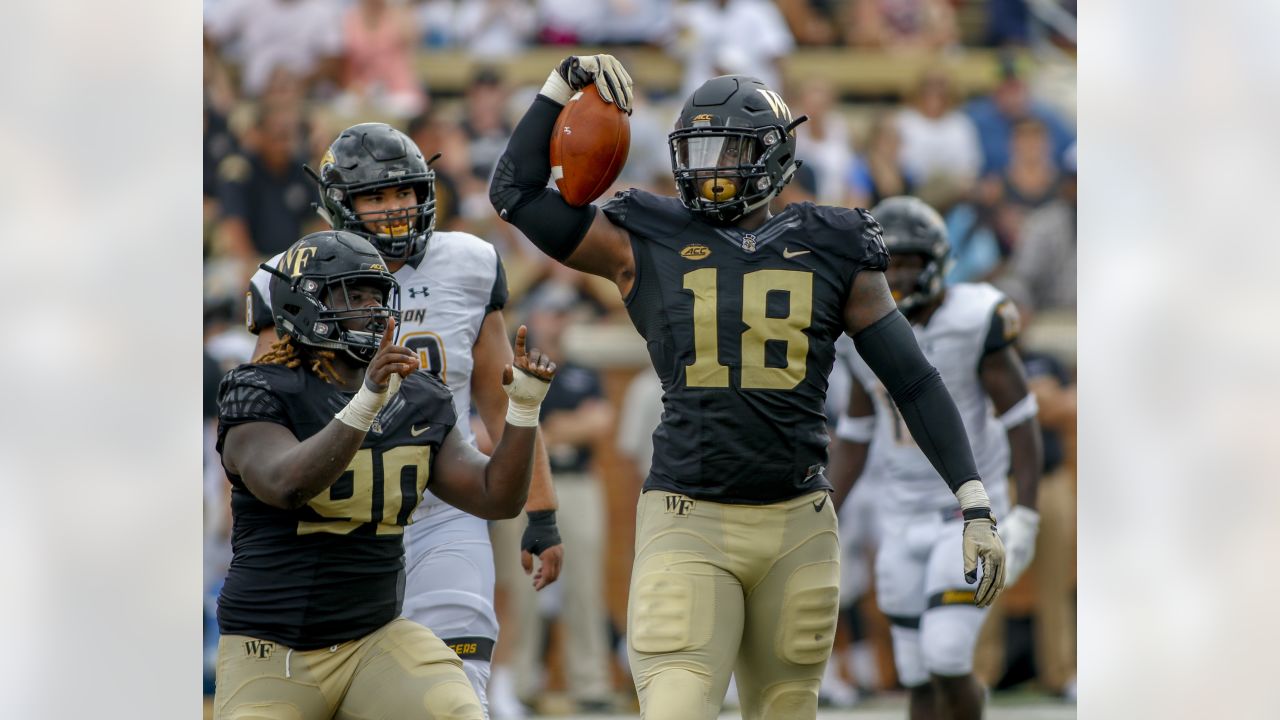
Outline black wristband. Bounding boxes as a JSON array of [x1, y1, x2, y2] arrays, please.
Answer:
[[521, 510, 561, 555], [962, 507, 995, 523]]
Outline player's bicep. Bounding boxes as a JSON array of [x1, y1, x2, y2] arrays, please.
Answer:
[[222, 421, 298, 489], [427, 424, 493, 516], [979, 345, 1032, 415], [843, 270, 898, 335], [564, 210, 636, 292]]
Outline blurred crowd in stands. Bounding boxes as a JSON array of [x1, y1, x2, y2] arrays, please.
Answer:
[[204, 0, 1076, 712]]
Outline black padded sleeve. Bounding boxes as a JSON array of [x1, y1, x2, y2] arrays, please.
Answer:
[[489, 95, 596, 261], [486, 252, 509, 314], [853, 310, 981, 494]]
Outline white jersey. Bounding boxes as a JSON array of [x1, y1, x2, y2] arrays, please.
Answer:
[[248, 230, 509, 521], [846, 283, 1013, 517]]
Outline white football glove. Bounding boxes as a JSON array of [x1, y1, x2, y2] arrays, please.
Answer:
[[1001, 505, 1041, 587], [957, 480, 1007, 608], [540, 54, 634, 114]]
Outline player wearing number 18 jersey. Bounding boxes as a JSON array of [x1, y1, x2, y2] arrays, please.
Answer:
[[245, 123, 562, 716], [490, 56, 1008, 720]]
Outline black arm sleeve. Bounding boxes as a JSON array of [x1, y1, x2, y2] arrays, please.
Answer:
[[853, 310, 981, 494], [486, 252, 509, 314], [489, 95, 596, 261]]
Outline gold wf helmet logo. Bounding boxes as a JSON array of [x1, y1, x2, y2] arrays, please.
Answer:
[[680, 244, 711, 260], [281, 246, 319, 277], [755, 89, 793, 122]]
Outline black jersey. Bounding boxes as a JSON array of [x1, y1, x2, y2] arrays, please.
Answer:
[[602, 189, 888, 504], [214, 364, 457, 649]]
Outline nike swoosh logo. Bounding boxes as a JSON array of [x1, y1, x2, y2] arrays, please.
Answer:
[[783, 248, 811, 259], [410, 424, 431, 437], [812, 494, 829, 512]]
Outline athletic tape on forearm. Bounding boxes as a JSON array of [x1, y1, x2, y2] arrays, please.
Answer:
[[998, 393, 1039, 429], [334, 380, 391, 431], [539, 68, 573, 106], [955, 480, 992, 511], [488, 95, 595, 261], [835, 414, 876, 443], [853, 310, 981, 493]]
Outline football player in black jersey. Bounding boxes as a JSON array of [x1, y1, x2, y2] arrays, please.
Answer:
[[489, 56, 1006, 720], [214, 230, 557, 720]]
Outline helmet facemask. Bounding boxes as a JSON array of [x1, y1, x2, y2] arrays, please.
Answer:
[[669, 117, 802, 225], [327, 178, 437, 263], [274, 269, 402, 365]]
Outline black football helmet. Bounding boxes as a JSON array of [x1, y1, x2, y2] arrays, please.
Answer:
[[870, 196, 952, 313], [669, 75, 806, 224], [263, 231, 401, 365], [311, 123, 437, 264]]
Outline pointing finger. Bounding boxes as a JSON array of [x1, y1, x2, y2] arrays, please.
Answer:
[[514, 325, 527, 361]]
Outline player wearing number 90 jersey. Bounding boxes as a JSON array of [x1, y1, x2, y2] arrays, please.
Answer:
[[213, 230, 559, 720], [491, 61, 1006, 720], [245, 123, 563, 717]]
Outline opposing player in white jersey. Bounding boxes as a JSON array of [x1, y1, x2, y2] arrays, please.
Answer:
[[830, 196, 1042, 720], [245, 123, 563, 717]]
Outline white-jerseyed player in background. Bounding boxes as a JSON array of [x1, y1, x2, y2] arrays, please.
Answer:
[[245, 123, 563, 718], [829, 196, 1042, 720]]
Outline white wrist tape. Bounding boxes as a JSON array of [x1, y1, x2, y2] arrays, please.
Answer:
[[835, 414, 876, 443], [503, 368, 551, 427], [998, 393, 1039, 429], [956, 479, 992, 511], [539, 69, 573, 106], [335, 382, 391, 431]]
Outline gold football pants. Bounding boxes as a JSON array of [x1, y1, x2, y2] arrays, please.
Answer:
[[627, 489, 841, 720], [214, 618, 482, 719]]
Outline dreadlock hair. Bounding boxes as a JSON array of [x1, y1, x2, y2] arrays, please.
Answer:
[[254, 335, 346, 385]]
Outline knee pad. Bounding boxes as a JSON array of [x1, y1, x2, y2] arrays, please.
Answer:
[[756, 678, 819, 720], [889, 625, 928, 688], [422, 678, 485, 720], [920, 605, 984, 677], [776, 561, 840, 665], [638, 667, 711, 720]]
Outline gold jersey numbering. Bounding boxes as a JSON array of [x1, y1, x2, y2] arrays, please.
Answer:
[[297, 445, 432, 536], [682, 268, 814, 390]]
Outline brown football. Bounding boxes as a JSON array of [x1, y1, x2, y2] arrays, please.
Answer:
[[550, 85, 631, 207]]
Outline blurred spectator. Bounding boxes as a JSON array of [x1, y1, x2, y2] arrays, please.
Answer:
[[793, 78, 855, 205], [336, 0, 426, 119], [995, 143, 1075, 314], [462, 68, 514, 183], [614, 91, 674, 193], [500, 283, 616, 713], [672, 0, 795, 99], [906, 175, 1003, 285], [965, 54, 1075, 175], [536, 0, 604, 44], [847, 0, 958, 50], [594, 0, 675, 45], [213, 105, 320, 263], [775, 0, 843, 46], [845, 112, 915, 209], [980, 117, 1063, 253], [895, 67, 983, 187], [456, 0, 537, 57], [203, 0, 343, 98]]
